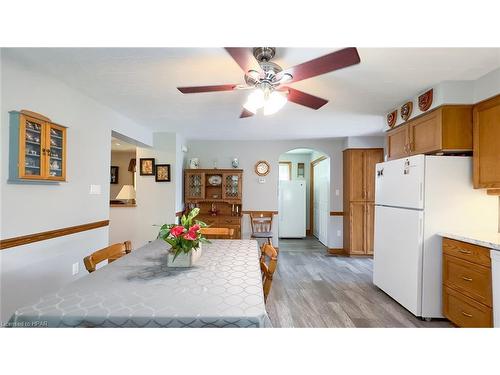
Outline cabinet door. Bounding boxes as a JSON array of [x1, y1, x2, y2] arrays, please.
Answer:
[[349, 202, 365, 254], [19, 115, 45, 179], [364, 149, 383, 201], [364, 203, 375, 255], [348, 151, 365, 201], [408, 110, 442, 154], [387, 125, 409, 160], [185, 172, 205, 200], [222, 172, 242, 200], [45, 123, 66, 181], [473, 95, 500, 189]]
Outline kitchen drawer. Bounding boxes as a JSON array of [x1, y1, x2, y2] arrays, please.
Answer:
[[443, 254, 492, 306], [443, 286, 492, 327], [443, 238, 491, 267], [196, 216, 217, 226], [218, 217, 241, 225]]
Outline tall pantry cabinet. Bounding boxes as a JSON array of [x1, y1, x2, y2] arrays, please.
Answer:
[[343, 148, 384, 255]]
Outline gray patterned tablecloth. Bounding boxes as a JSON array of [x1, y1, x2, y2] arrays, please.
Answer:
[[9, 240, 272, 328]]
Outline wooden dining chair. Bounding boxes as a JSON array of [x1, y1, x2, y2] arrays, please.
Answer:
[[260, 243, 278, 303], [84, 240, 132, 273], [200, 227, 235, 239], [249, 211, 274, 247]]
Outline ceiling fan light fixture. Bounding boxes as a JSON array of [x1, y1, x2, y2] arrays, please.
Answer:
[[263, 91, 287, 116], [243, 89, 265, 114]]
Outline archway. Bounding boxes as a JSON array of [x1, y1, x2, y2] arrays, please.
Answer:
[[277, 148, 330, 247]]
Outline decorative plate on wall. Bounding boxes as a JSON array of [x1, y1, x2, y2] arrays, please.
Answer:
[[208, 175, 222, 186], [255, 160, 270, 176], [418, 89, 433, 112], [400, 101, 413, 121], [387, 110, 397, 128]]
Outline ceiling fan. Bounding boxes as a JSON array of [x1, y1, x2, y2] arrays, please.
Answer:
[[177, 47, 361, 118]]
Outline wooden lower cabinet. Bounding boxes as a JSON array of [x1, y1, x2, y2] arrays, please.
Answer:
[[197, 215, 241, 239], [442, 238, 493, 327], [344, 202, 374, 255]]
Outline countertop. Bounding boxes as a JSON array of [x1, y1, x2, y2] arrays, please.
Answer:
[[439, 231, 500, 251]]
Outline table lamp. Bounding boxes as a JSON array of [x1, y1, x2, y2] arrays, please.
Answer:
[[116, 185, 136, 204]]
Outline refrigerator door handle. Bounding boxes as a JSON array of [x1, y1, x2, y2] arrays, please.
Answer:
[[419, 182, 423, 203]]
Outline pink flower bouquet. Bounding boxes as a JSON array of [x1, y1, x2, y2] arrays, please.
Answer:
[[158, 208, 210, 261]]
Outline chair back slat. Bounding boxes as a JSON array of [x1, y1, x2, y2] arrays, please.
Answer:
[[199, 227, 234, 239], [84, 240, 132, 273], [260, 244, 278, 303], [249, 212, 273, 233]]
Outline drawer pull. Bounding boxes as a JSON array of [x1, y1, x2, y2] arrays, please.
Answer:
[[459, 249, 472, 254], [461, 276, 473, 282], [461, 311, 473, 318]]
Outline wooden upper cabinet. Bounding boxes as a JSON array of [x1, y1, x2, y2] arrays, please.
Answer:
[[347, 150, 365, 201], [13, 111, 67, 182], [185, 171, 205, 200], [473, 95, 500, 189], [364, 150, 383, 201], [222, 172, 243, 200], [387, 125, 409, 160], [386, 105, 472, 160], [408, 109, 442, 154]]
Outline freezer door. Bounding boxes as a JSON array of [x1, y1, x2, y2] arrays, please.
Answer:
[[373, 205, 424, 316], [278, 181, 306, 238], [375, 154, 425, 210]]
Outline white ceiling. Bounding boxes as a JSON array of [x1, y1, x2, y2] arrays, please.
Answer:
[[111, 136, 137, 152], [284, 148, 315, 154], [5, 48, 500, 140]]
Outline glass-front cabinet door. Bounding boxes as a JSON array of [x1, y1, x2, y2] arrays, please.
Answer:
[[19, 115, 44, 179], [222, 172, 242, 200], [18, 114, 67, 181], [185, 172, 205, 200], [46, 123, 66, 180]]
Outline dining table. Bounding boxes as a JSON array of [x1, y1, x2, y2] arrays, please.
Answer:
[[8, 239, 272, 328]]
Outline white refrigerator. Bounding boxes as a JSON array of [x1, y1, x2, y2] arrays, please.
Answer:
[[279, 180, 306, 238], [373, 155, 498, 319]]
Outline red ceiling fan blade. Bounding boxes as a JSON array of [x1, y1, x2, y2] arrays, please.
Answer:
[[282, 87, 328, 110], [278, 47, 360, 84], [177, 84, 238, 94], [225, 48, 262, 74], [240, 108, 254, 118]]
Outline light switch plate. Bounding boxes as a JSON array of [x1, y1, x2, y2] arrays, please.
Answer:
[[89, 184, 101, 195], [337, 230, 341, 237], [72, 262, 79, 275], [258, 178, 266, 184], [335, 189, 340, 196]]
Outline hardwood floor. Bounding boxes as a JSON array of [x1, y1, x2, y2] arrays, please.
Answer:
[[266, 236, 452, 328]]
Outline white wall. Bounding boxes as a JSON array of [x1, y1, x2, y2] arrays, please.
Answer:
[[386, 68, 500, 130], [186, 137, 385, 248], [0, 54, 152, 321]]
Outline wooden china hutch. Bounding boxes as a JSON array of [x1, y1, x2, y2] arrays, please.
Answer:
[[184, 169, 243, 239]]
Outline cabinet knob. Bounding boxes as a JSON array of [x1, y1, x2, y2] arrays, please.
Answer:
[[459, 249, 472, 255]]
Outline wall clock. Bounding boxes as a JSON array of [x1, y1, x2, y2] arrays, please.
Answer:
[[255, 160, 270, 176]]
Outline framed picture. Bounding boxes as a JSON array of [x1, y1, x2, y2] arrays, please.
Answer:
[[155, 164, 171, 182], [140, 158, 155, 176], [110, 166, 119, 184]]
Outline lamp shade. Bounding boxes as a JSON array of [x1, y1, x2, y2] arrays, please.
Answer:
[[116, 185, 136, 200]]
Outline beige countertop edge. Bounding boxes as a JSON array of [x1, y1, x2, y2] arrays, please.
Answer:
[[439, 232, 500, 251]]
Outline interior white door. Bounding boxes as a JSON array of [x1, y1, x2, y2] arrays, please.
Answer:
[[373, 205, 424, 316], [313, 158, 329, 246], [375, 154, 425, 209]]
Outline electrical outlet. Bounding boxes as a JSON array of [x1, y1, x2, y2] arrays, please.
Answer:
[[337, 230, 341, 237], [72, 262, 79, 275], [335, 189, 340, 196]]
